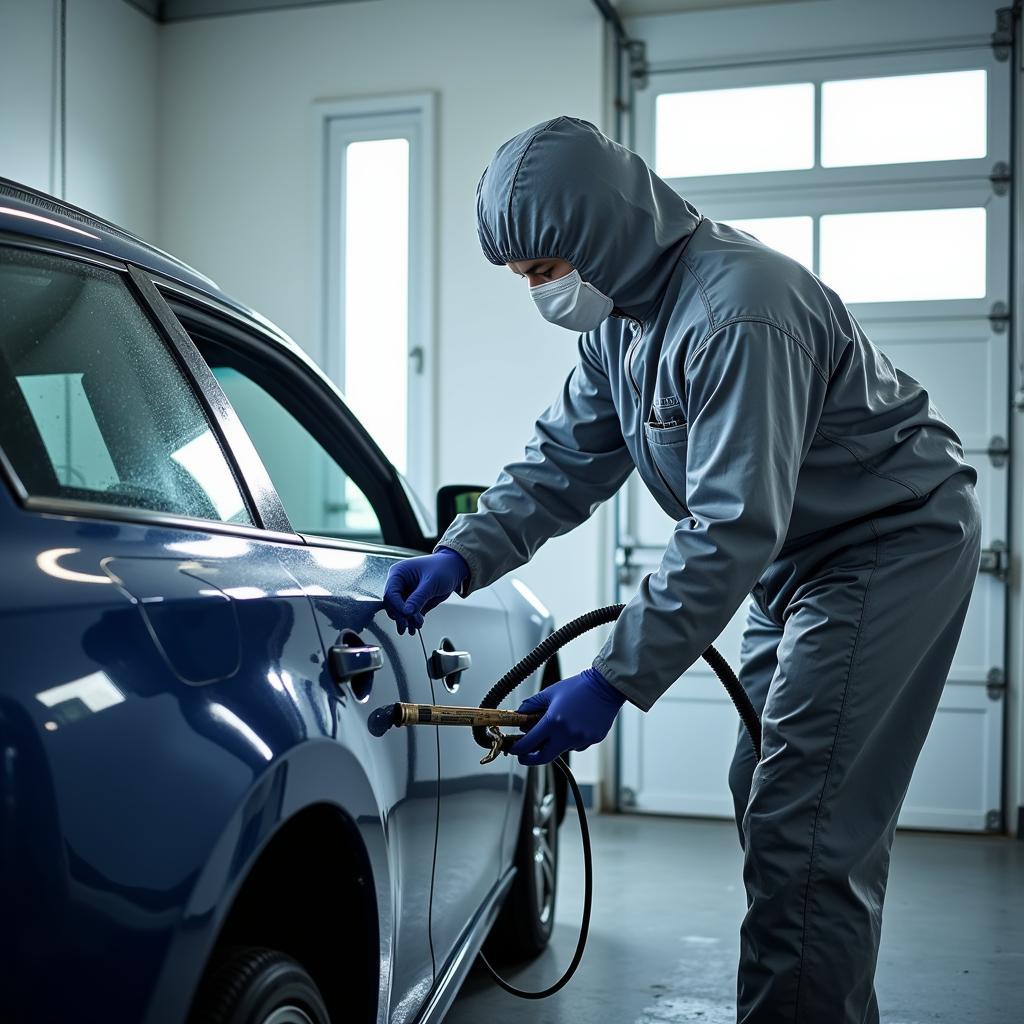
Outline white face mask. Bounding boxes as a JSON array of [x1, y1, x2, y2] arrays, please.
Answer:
[[530, 269, 614, 332]]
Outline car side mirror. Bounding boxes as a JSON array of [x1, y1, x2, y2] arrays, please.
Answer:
[[436, 484, 485, 538]]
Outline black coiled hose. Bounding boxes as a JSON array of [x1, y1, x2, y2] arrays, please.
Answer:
[[473, 602, 761, 999], [473, 602, 761, 760]]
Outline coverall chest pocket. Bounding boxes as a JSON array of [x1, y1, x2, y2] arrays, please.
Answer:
[[642, 419, 690, 514], [643, 419, 689, 447]]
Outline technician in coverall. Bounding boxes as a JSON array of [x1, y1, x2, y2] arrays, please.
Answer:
[[383, 116, 981, 1024]]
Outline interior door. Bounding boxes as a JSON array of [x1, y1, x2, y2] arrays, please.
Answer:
[[617, 45, 1009, 831]]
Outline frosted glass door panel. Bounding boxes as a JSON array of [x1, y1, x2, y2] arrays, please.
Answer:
[[344, 138, 410, 473], [822, 70, 987, 168]]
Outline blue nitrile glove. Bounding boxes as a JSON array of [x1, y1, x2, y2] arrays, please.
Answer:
[[510, 666, 627, 766], [383, 547, 470, 635]]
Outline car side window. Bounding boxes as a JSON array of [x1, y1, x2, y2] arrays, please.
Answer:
[[0, 248, 252, 525], [208, 363, 384, 543]]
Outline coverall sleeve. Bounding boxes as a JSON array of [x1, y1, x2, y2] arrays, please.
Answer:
[[592, 320, 828, 712], [436, 334, 635, 594]]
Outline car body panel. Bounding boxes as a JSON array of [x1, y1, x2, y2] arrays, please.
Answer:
[[414, 589, 516, 969], [0, 180, 556, 1024]]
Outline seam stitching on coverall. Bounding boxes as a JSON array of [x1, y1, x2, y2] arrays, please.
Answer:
[[681, 255, 716, 328], [792, 526, 880, 1022], [814, 427, 925, 499], [688, 317, 830, 385]]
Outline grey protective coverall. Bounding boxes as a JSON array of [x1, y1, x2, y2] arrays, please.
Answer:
[[437, 116, 981, 1023]]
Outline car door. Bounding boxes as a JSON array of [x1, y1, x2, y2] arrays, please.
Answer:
[[0, 245, 349, 1022], [164, 294, 442, 1020], [415, 597, 516, 968]]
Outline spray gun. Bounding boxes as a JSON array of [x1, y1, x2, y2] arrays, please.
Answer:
[[368, 703, 541, 763]]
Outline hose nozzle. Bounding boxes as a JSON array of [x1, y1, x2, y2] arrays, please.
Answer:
[[368, 702, 541, 762]]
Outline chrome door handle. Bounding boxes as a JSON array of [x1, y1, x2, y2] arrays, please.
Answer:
[[329, 643, 384, 682]]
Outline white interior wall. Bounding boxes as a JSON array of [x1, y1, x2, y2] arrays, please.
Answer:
[[65, 0, 160, 238], [0, 0, 58, 193], [0, 0, 159, 236], [157, 0, 613, 784]]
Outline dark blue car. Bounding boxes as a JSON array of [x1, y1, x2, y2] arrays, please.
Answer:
[[0, 178, 566, 1024]]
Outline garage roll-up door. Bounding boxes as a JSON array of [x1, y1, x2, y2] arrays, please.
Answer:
[[615, 28, 1010, 832]]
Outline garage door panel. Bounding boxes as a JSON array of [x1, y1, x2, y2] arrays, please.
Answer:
[[865, 318, 1008, 452], [899, 682, 1003, 831], [620, 681, 738, 817], [620, 38, 1007, 833], [621, 649, 1003, 828]]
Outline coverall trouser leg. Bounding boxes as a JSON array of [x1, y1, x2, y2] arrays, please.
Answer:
[[727, 478, 981, 1024]]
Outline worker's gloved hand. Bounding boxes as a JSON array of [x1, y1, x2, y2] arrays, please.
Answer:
[[383, 547, 470, 635], [510, 667, 626, 767]]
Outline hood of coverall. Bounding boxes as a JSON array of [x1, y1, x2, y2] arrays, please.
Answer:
[[475, 116, 702, 323]]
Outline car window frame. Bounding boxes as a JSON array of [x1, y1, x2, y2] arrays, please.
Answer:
[[0, 235, 297, 543], [154, 276, 433, 555]]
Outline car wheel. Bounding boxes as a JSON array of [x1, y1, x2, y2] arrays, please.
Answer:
[[484, 762, 559, 963], [189, 946, 331, 1024]]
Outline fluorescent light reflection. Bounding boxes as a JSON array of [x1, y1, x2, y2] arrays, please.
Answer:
[[209, 702, 273, 762], [36, 670, 125, 729], [36, 547, 112, 585], [170, 431, 246, 521], [510, 578, 550, 620], [166, 538, 252, 558]]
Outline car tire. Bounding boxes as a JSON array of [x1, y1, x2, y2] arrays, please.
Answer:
[[484, 762, 559, 963], [189, 945, 331, 1024]]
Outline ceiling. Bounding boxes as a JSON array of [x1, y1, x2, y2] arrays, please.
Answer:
[[124, 0, 375, 22], [614, 0, 809, 15], [124, 0, 807, 24]]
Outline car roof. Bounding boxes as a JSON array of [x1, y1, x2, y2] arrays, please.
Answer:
[[0, 176, 294, 349]]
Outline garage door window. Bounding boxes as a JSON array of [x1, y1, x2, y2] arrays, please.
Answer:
[[0, 247, 251, 524], [819, 207, 987, 303], [655, 82, 815, 178], [821, 69, 987, 167]]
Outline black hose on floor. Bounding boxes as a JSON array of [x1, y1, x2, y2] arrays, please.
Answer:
[[472, 603, 760, 997]]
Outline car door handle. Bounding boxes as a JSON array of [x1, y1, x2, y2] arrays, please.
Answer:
[[429, 642, 471, 685], [329, 643, 384, 682]]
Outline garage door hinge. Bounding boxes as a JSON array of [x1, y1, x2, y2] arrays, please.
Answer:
[[990, 161, 1012, 196], [986, 435, 1010, 467], [628, 39, 649, 90], [985, 809, 1002, 831], [993, 7, 1015, 61], [979, 540, 1009, 582], [989, 301, 1010, 332], [619, 786, 637, 809], [986, 668, 1007, 700]]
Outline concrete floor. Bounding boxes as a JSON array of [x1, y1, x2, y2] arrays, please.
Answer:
[[447, 812, 1024, 1024]]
